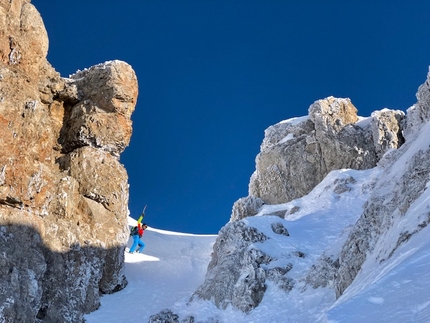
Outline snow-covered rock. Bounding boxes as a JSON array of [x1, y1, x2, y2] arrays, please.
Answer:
[[145, 167, 374, 322], [191, 221, 270, 313], [230, 196, 264, 221]]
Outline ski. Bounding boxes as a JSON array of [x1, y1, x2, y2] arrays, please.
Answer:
[[137, 205, 147, 224]]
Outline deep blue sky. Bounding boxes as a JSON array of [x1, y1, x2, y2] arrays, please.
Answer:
[[33, 0, 430, 234]]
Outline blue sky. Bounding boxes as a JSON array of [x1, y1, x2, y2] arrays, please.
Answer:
[[33, 0, 430, 234]]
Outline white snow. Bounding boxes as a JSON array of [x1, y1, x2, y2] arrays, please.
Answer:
[[279, 115, 308, 126], [84, 124, 430, 322], [355, 116, 372, 128], [84, 217, 216, 323]]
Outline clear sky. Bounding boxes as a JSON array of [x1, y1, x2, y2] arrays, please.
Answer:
[[32, 0, 430, 234]]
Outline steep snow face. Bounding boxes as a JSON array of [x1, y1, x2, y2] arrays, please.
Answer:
[[326, 225, 430, 322], [334, 122, 430, 298]]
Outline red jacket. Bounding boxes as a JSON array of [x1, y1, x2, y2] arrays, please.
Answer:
[[137, 223, 144, 237]]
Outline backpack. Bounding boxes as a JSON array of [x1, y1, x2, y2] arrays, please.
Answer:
[[130, 226, 139, 236]]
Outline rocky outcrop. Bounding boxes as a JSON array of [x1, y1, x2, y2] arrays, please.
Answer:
[[151, 71, 429, 322], [247, 96, 405, 207], [0, 2, 137, 322], [230, 196, 264, 221], [59, 61, 137, 157], [404, 68, 430, 140], [191, 221, 270, 313], [191, 219, 298, 314], [289, 71, 430, 299], [0, 0, 48, 81], [148, 309, 200, 323], [370, 109, 405, 159]]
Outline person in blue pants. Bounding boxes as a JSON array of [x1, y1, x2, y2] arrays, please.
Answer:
[[129, 223, 147, 253]]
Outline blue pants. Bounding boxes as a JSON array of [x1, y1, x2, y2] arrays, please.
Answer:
[[130, 235, 145, 253]]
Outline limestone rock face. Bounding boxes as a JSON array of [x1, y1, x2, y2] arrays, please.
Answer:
[[0, 2, 138, 322], [248, 96, 405, 205], [0, 0, 48, 80], [152, 74, 427, 320], [371, 109, 405, 159], [218, 96, 407, 315], [288, 74, 430, 299]]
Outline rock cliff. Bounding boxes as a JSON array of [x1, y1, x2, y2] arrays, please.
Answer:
[[0, 1, 138, 322]]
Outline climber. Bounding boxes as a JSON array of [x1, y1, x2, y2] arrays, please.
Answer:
[[129, 222, 148, 254]]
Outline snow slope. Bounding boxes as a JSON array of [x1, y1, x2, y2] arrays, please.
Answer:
[[326, 224, 430, 322], [84, 218, 216, 322]]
